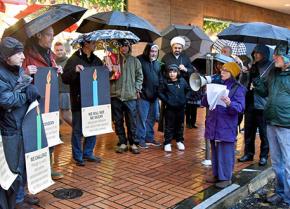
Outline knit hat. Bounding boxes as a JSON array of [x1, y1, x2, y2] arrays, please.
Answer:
[[166, 64, 179, 72], [0, 37, 24, 61], [222, 62, 241, 78], [170, 36, 185, 47]]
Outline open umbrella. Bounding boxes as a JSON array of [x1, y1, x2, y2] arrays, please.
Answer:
[[218, 22, 290, 45], [71, 29, 140, 49], [160, 24, 213, 62], [212, 39, 248, 56], [76, 11, 160, 42], [3, 4, 87, 42]]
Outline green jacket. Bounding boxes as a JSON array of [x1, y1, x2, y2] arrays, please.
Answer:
[[254, 68, 290, 127], [110, 54, 143, 101]]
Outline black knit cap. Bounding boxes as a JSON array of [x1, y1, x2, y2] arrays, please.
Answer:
[[166, 64, 179, 71], [0, 37, 24, 60]]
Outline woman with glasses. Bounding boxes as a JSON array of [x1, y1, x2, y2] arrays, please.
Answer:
[[202, 62, 246, 189]]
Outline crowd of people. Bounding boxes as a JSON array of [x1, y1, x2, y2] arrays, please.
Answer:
[[0, 24, 289, 209]]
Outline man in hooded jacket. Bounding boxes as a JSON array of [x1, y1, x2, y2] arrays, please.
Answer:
[[0, 37, 40, 209], [238, 45, 271, 166]]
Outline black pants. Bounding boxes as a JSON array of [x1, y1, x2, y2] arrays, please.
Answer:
[[244, 108, 269, 159], [185, 103, 198, 126], [111, 97, 138, 145], [164, 106, 185, 145]]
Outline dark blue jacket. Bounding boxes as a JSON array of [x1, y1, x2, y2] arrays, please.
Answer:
[[158, 77, 190, 109], [137, 55, 161, 102], [0, 61, 29, 132]]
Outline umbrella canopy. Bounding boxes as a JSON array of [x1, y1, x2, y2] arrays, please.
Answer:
[[76, 11, 160, 42], [160, 24, 213, 62], [213, 39, 247, 56], [218, 22, 290, 45], [3, 4, 87, 42], [72, 29, 140, 49]]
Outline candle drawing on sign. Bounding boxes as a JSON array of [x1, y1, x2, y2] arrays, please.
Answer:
[[44, 70, 51, 113]]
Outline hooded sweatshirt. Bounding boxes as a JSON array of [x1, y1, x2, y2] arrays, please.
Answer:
[[247, 45, 271, 110]]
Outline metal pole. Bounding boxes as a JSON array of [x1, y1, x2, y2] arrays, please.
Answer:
[[202, 54, 213, 166]]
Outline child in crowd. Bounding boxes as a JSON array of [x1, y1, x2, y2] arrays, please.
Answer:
[[158, 64, 190, 152]]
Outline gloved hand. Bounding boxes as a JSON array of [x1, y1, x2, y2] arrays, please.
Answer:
[[25, 84, 40, 103]]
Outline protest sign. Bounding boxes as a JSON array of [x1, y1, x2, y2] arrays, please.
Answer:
[[80, 66, 113, 136]]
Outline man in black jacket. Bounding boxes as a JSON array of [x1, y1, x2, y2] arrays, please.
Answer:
[[238, 45, 271, 166], [62, 38, 103, 166], [136, 43, 161, 148]]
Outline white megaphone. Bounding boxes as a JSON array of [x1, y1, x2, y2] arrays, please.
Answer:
[[189, 73, 212, 91]]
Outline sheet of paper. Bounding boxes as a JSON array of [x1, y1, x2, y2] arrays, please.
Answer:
[[206, 84, 229, 110]]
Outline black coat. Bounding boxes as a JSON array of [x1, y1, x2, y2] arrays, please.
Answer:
[[0, 61, 29, 209], [62, 49, 103, 111], [161, 52, 194, 82], [158, 77, 190, 109], [137, 55, 161, 102]]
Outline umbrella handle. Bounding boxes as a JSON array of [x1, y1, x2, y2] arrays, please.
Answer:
[[259, 60, 275, 78]]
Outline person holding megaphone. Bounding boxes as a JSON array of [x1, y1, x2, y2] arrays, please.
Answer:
[[202, 62, 246, 189]]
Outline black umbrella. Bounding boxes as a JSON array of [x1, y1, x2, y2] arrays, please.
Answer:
[[76, 11, 160, 42], [160, 24, 213, 61], [3, 4, 87, 42], [218, 22, 290, 45]]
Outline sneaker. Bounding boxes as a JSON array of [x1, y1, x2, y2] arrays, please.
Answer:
[[176, 142, 185, 151], [115, 144, 128, 153], [51, 170, 64, 180], [164, 144, 172, 152], [146, 140, 161, 147], [130, 144, 140, 154], [139, 141, 148, 149]]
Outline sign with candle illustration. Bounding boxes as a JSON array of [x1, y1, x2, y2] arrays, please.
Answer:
[[80, 66, 113, 137], [22, 101, 54, 194], [34, 67, 62, 147]]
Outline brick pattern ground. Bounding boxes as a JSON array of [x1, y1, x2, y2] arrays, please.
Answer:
[[32, 108, 259, 209]]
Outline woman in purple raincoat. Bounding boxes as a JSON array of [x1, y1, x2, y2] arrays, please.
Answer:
[[202, 62, 246, 189]]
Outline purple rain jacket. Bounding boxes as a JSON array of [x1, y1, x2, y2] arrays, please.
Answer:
[[201, 78, 246, 142]]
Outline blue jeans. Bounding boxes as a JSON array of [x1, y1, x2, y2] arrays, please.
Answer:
[[136, 99, 157, 144], [71, 111, 96, 162], [267, 125, 290, 204]]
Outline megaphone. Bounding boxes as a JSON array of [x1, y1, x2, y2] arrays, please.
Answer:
[[190, 73, 212, 91]]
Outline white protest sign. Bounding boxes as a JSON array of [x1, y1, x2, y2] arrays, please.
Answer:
[[25, 147, 54, 194], [82, 104, 113, 137], [0, 135, 18, 190], [42, 111, 62, 147]]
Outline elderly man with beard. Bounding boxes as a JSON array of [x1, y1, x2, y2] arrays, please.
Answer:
[[136, 43, 161, 149], [254, 44, 290, 206], [0, 37, 40, 209]]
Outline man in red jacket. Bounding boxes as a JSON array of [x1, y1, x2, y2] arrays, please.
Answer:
[[17, 26, 63, 209]]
